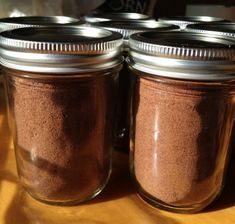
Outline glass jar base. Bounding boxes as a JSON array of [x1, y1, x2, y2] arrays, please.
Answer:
[[137, 189, 221, 214], [26, 187, 104, 206], [23, 170, 112, 206]]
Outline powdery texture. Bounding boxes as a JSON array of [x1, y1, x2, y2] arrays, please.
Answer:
[[8, 73, 117, 203], [133, 76, 234, 206]]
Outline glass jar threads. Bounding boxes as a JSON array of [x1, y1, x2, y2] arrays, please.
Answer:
[[127, 31, 235, 213], [0, 26, 123, 205]]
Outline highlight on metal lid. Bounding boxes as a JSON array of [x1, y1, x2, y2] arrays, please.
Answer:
[[0, 16, 84, 32], [158, 16, 229, 29], [186, 23, 235, 38], [0, 26, 123, 74], [128, 31, 235, 80], [84, 12, 150, 23]]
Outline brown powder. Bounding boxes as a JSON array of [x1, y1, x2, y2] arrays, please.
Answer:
[[132, 75, 234, 207], [5, 69, 118, 204]]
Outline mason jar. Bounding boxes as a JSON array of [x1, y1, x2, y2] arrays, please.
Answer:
[[0, 26, 123, 205], [84, 12, 151, 24], [158, 16, 229, 29], [93, 20, 179, 151], [186, 22, 235, 39], [92, 20, 179, 50], [0, 16, 83, 32], [127, 31, 235, 213]]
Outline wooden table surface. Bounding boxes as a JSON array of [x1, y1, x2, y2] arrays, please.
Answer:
[[0, 87, 235, 224]]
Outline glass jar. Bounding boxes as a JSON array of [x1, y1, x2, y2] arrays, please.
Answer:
[[84, 12, 150, 24], [186, 22, 235, 38], [0, 26, 123, 205], [0, 16, 83, 32], [158, 16, 229, 29], [93, 20, 179, 151], [127, 31, 235, 213], [92, 20, 179, 50]]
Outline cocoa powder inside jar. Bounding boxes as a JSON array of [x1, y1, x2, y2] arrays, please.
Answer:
[[132, 75, 234, 206], [6, 70, 118, 203]]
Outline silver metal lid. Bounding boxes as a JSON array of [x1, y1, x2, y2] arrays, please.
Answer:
[[0, 26, 123, 74], [128, 31, 235, 80], [158, 16, 229, 29], [84, 12, 150, 23], [0, 16, 84, 33], [92, 20, 179, 40], [186, 23, 235, 38]]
